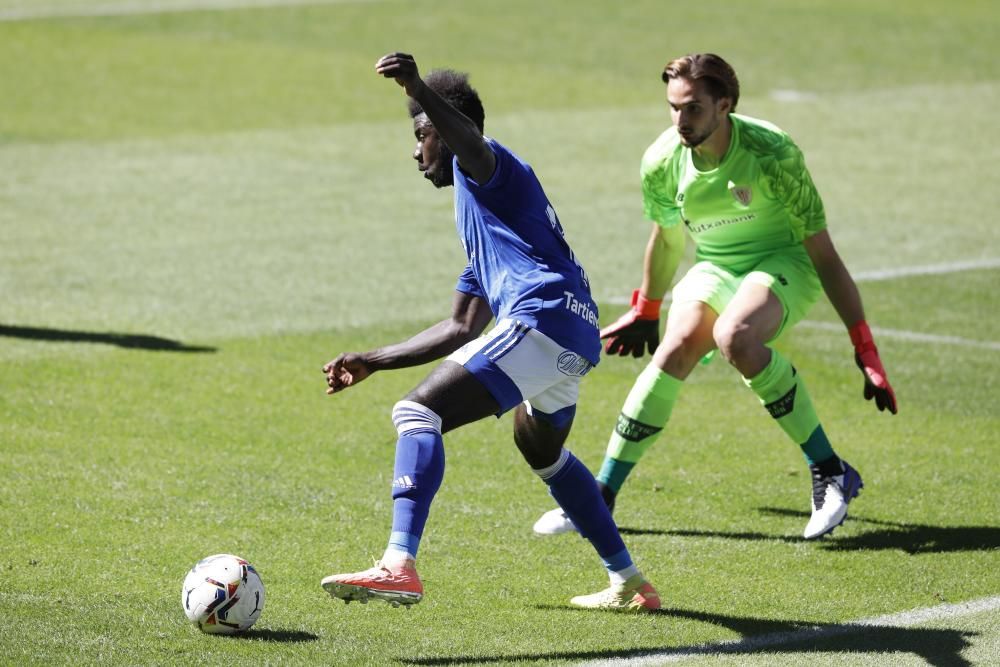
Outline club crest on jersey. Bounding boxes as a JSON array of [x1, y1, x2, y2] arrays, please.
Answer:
[[545, 204, 563, 234], [728, 180, 752, 207]]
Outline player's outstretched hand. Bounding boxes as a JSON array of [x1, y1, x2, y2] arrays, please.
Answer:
[[323, 353, 373, 395], [855, 350, 897, 413], [849, 321, 897, 414], [600, 289, 662, 357], [375, 52, 424, 98]]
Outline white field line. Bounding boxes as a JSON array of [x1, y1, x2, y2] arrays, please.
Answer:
[[574, 595, 1000, 667], [0, 0, 375, 21], [852, 257, 1000, 282], [797, 321, 1000, 351], [769, 89, 820, 103], [603, 258, 1000, 351]]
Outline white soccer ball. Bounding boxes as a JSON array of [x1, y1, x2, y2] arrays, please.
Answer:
[[181, 553, 265, 634]]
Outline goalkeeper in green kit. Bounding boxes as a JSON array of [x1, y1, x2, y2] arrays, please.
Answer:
[[534, 53, 897, 540]]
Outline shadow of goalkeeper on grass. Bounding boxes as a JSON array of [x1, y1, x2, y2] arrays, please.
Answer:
[[762, 508, 998, 554], [0, 324, 216, 353], [619, 510, 1000, 554], [400, 607, 979, 667]]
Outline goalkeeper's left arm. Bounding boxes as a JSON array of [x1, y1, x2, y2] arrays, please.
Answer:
[[804, 230, 897, 414]]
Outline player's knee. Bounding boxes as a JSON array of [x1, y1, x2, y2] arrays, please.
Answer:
[[513, 406, 567, 469], [391, 400, 443, 437], [656, 334, 706, 376], [713, 320, 756, 364]]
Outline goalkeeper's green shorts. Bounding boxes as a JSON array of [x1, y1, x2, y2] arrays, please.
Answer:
[[671, 247, 822, 342]]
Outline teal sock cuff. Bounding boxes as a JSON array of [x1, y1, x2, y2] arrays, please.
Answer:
[[596, 457, 636, 493], [799, 425, 835, 465]]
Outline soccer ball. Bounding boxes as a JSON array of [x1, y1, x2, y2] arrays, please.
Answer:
[[181, 554, 265, 634]]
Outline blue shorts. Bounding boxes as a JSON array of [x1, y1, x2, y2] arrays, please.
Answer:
[[446, 318, 592, 429]]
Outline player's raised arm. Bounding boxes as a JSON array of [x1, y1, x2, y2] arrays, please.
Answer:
[[375, 52, 496, 184], [323, 291, 493, 395]]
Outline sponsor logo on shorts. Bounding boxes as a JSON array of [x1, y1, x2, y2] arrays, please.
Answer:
[[556, 351, 592, 377], [615, 413, 663, 442]]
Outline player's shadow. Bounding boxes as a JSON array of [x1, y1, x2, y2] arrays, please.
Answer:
[[0, 324, 216, 353], [618, 526, 675, 536], [400, 606, 978, 666], [233, 627, 319, 642], [757, 508, 1000, 554], [619, 526, 798, 544], [621, 510, 1000, 555]]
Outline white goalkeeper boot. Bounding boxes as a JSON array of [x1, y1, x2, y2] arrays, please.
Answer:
[[804, 461, 864, 539]]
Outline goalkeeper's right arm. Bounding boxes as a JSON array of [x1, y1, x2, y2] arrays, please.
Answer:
[[601, 224, 685, 357]]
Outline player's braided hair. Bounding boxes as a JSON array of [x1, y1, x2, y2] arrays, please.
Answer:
[[408, 69, 486, 132], [662, 53, 740, 112]]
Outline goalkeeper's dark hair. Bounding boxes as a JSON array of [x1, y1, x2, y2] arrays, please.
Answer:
[[662, 53, 740, 112], [407, 69, 486, 132]]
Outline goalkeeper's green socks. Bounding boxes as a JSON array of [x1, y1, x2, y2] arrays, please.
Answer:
[[744, 349, 835, 465], [597, 351, 835, 505], [596, 364, 684, 499]]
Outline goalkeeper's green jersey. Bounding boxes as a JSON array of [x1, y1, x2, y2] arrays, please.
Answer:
[[641, 114, 826, 275]]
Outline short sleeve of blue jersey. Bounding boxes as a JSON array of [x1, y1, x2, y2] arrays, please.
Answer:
[[455, 263, 486, 298], [468, 138, 513, 191], [452, 139, 514, 300]]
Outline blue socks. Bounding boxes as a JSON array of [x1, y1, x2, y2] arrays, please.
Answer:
[[384, 402, 639, 584], [534, 449, 636, 581], [386, 401, 445, 560]]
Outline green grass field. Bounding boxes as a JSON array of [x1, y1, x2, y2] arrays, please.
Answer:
[[2, 1, 998, 664]]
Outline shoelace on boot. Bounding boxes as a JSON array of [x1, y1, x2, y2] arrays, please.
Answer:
[[810, 465, 830, 510]]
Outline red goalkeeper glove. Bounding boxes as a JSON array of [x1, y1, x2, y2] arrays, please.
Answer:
[[849, 321, 897, 414], [600, 290, 662, 357]]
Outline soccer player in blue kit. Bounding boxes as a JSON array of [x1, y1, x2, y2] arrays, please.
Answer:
[[320, 52, 660, 611]]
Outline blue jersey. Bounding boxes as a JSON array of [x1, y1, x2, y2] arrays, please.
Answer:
[[452, 139, 601, 365]]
